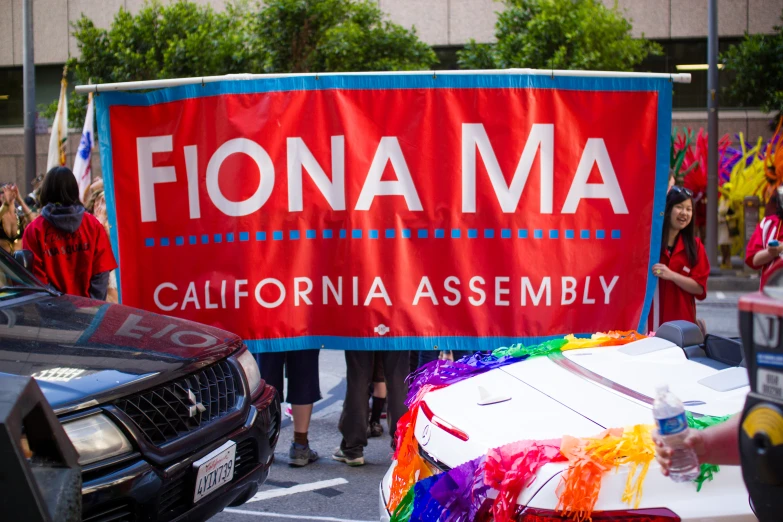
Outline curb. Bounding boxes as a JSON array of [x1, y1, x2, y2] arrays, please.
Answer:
[[708, 276, 759, 292]]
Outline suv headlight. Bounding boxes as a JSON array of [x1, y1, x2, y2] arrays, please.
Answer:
[[237, 348, 262, 396], [63, 414, 132, 465]]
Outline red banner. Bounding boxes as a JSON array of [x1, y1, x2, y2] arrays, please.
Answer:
[[96, 73, 670, 352]]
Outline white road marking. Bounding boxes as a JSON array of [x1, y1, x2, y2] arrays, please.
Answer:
[[224, 508, 374, 522], [246, 478, 349, 503], [716, 291, 727, 299]]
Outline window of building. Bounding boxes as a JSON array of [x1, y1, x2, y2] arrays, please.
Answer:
[[636, 38, 744, 109], [0, 65, 73, 128]]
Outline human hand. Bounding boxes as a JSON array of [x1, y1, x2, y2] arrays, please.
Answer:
[[653, 429, 707, 477], [768, 244, 783, 257], [652, 263, 674, 281], [2, 185, 13, 205]]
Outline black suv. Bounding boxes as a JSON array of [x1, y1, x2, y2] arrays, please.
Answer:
[[0, 249, 280, 521]]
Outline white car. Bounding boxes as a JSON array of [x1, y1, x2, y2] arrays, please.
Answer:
[[380, 322, 756, 521]]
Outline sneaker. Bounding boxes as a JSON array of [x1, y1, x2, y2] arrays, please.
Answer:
[[332, 448, 365, 466], [367, 421, 383, 438], [288, 442, 318, 467], [283, 404, 293, 420]]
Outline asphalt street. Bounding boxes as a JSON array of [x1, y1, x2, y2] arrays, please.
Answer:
[[211, 291, 745, 522]]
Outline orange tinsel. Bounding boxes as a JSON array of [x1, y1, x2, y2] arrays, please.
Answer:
[[556, 425, 655, 522]]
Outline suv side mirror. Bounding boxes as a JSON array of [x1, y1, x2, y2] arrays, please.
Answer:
[[13, 249, 32, 271]]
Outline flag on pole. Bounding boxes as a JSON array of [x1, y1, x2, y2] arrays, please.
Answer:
[[73, 91, 94, 202], [46, 66, 68, 172]]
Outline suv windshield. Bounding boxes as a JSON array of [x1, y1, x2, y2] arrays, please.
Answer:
[[0, 250, 56, 300]]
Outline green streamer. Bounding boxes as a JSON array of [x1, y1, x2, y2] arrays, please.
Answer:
[[685, 412, 733, 491], [695, 463, 720, 492], [390, 485, 415, 522], [492, 338, 568, 359]]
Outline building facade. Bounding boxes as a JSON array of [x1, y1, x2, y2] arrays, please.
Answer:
[[1, 0, 782, 185]]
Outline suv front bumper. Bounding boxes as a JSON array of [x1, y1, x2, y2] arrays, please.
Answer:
[[82, 383, 280, 522]]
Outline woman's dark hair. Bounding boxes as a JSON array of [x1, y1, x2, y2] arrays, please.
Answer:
[[39, 167, 80, 207], [662, 186, 697, 266]]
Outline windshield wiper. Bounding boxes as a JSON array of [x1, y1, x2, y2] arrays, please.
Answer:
[[0, 285, 59, 297]]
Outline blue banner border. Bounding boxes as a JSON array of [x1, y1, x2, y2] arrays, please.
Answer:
[[95, 72, 670, 351]]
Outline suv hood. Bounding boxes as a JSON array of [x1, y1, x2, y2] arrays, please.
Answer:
[[0, 294, 242, 413]]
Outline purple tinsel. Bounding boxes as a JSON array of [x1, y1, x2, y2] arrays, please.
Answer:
[[429, 456, 490, 522], [405, 353, 528, 408]]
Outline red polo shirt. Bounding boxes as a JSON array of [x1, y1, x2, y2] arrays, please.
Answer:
[[649, 236, 710, 332], [746, 214, 783, 288], [22, 213, 117, 298]]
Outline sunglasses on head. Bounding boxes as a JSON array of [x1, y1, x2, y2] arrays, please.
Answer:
[[670, 185, 693, 198]]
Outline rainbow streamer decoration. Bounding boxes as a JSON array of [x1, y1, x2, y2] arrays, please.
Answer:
[[388, 332, 733, 522]]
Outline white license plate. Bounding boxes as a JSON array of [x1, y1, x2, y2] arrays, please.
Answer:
[[193, 441, 236, 503]]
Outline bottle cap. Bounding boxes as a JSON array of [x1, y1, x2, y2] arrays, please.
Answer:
[[655, 384, 669, 396]]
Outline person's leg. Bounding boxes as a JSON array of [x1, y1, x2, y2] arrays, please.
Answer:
[[286, 349, 322, 467], [369, 353, 387, 437], [255, 352, 284, 403], [336, 350, 373, 465], [382, 350, 410, 444], [417, 349, 439, 369]]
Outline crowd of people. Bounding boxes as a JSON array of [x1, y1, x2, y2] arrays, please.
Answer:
[[7, 166, 779, 471]]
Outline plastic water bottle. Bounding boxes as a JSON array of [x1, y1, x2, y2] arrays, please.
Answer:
[[653, 384, 700, 482]]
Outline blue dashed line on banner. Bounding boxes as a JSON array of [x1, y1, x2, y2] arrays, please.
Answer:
[[144, 228, 621, 246]]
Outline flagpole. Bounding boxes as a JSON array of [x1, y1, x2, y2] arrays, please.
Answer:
[[22, 0, 35, 193]]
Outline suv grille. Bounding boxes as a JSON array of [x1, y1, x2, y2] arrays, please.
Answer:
[[115, 360, 242, 445]]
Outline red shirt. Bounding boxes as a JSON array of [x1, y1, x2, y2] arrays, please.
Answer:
[[649, 236, 710, 332], [746, 214, 783, 288], [23, 213, 117, 298]]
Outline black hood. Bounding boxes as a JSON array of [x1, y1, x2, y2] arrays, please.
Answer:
[[0, 293, 243, 414], [42, 204, 85, 233]]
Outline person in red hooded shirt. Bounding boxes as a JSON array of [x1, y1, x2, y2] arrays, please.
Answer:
[[22, 167, 117, 299], [746, 186, 783, 288], [649, 186, 711, 332]]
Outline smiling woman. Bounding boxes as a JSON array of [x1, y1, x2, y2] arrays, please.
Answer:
[[649, 186, 711, 332]]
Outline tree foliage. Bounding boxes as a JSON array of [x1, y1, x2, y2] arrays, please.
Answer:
[[44, 0, 437, 126], [457, 0, 661, 71], [722, 15, 783, 114], [255, 0, 437, 73]]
